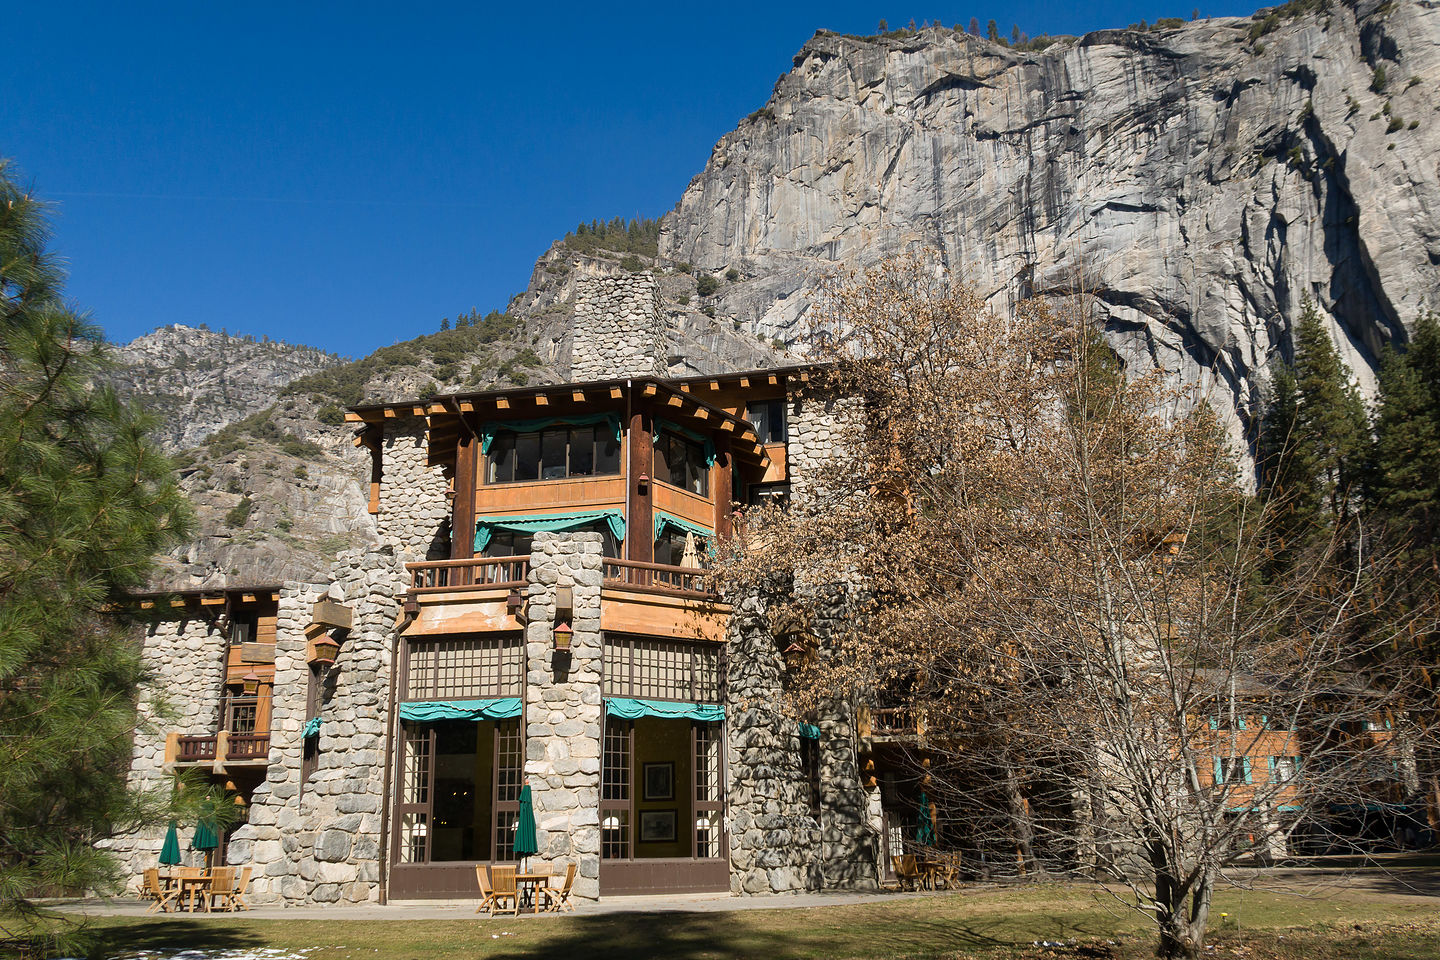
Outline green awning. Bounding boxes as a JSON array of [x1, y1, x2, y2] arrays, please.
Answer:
[[654, 419, 717, 467], [399, 697, 523, 722], [654, 510, 712, 542], [798, 722, 821, 740], [302, 717, 322, 739], [480, 413, 621, 454], [604, 697, 724, 722], [473, 509, 626, 552]]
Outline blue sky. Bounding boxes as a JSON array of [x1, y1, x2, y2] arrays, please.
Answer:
[[2, 1, 1259, 357]]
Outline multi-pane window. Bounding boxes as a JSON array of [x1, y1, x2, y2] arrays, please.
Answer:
[[487, 425, 621, 484], [494, 722, 523, 860], [603, 635, 721, 702], [1271, 756, 1299, 783], [694, 724, 723, 858], [747, 399, 787, 443], [229, 616, 255, 646], [226, 694, 258, 734], [405, 636, 523, 700], [601, 720, 631, 859], [654, 430, 709, 496], [1216, 757, 1250, 785], [746, 482, 790, 509], [482, 524, 620, 560], [654, 529, 707, 567], [398, 728, 431, 864]]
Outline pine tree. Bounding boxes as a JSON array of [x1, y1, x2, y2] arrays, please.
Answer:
[[440, 317, 451, 331], [0, 164, 194, 950], [1258, 300, 1368, 555], [1369, 311, 1440, 559]]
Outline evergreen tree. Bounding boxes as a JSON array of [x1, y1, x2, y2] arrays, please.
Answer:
[[969, 17, 980, 35], [0, 164, 194, 950], [987, 19, 1000, 41], [1369, 311, 1440, 559], [1258, 300, 1368, 553], [439, 317, 450, 331]]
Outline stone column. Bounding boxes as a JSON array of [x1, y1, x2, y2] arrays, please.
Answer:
[[569, 274, 668, 380], [523, 532, 604, 900]]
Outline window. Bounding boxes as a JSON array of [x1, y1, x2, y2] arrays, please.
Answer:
[[746, 482, 790, 509], [229, 615, 255, 646], [747, 399, 787, 443], [1270, 756, 1299, 783], [654, 430, 709, 496], [481, 523, 619, 559], [603, 635, 721, 702], [1215, 756, 1251, 785], [225, 690, 258, 734], [405, 636, 524, 701], [601, 719, 631, 859], [487, 425, 621, 483], [654, 528, 706, 566], [694, 724, 723, 858], [800, 736, 821, 817]]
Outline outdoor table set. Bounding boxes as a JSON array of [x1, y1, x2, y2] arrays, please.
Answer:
[[140, 865, 252, 913], [475, 863, 577, 916]]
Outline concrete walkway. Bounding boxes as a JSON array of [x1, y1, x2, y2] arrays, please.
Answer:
[[57, 888, 940, 921]]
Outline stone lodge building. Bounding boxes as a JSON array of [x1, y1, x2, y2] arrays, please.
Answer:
[[105, 274, 898, 904]]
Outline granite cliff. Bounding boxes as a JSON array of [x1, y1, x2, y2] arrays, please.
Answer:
[[662, 0, 1440, 445]]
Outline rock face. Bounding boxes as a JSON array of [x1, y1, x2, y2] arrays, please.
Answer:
[[661, 2, 1440, 447], [110, 325, 343, 451]]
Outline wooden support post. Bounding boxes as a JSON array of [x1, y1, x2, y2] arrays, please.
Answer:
[[451, 427, 477, 583], [714, 449, 733, 541], [628, 409, 654, 564]]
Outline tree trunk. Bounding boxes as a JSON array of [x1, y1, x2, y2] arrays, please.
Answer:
[[1154, 868, 1213, 959], [1002, 762, 1042, 878]]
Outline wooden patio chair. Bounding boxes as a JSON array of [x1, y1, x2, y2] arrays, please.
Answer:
[[892, 854, 922, 891], [474, 865, 496, 915], [489, 865, 519, 917], [229, 866, 253, 911], [142, 868, 179, 913], [540, 863, 576, 913], [207, 867, 237, 912]]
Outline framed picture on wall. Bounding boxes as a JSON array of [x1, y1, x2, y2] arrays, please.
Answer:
[[640, 809, 677, 843], [642, 761, 674, 801]]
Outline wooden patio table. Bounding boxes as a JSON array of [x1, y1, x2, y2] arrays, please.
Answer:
[[515, 872, 551, 913], [177, 873, 213, 913]]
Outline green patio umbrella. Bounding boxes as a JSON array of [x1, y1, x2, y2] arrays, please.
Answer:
[[158, 821, 182, 866], [915, 792, 936, 846], [514, 784, 538, 869], [190, 817, 220, 867]]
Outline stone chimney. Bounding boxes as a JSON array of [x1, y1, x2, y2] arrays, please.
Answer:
[[570, 274, 667, 380]]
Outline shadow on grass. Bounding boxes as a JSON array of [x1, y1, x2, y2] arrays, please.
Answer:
[[479, 903, 1124, 960], [84, 919, 267, 959]]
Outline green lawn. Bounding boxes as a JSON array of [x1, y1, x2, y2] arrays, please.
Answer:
[[69, 884, 1440, 960]]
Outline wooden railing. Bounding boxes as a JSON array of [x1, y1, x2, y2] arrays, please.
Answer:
[[602, 559, 715, 598], [869, 706, 923, 738], [176, 735, 218, 763], [406, 556, 529, 594], [226, 733, 271, 761]]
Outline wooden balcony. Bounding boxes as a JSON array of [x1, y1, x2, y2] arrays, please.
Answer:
[[603, 559, 715, 599], [858, 705, 926, 744], [406, 556, 529, 594], [225, 733, 271, 762], [175, 734, 218, 763]]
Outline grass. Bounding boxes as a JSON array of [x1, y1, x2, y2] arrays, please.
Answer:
[[69, 883, 1440, 959]]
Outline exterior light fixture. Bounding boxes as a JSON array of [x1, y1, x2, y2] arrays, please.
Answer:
[[637, 472, 650, 493], [309, 636, 341, 667], [553, 621, 573, 651], [241, 672, 261, 695], [782, 640, 807, 672], [506, 590, 525, 616]]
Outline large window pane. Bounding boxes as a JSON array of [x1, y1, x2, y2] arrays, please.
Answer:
[[514, 434, 540, 481], [488, 433, 516, 483], [596, 431, 621, 474], [569, 426, 595, 476], [541, 429, 568, 480]]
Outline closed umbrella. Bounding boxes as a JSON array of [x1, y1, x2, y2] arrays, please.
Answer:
[[159, 821, 182, 866], [679, 532, 701, 569], [514, 783, 538, 870], [191, 817, 220, 868], [915, 791, 936, 846]]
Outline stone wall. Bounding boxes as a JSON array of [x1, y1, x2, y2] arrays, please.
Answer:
[[101, 614, 230, 883], [228, 547, 408, 904], [376, 417, 451, 563], [522, 532, 604, 900], [786, 384, 863, 512], [724, 592, 823, 894], [569, 274, 667, 380]]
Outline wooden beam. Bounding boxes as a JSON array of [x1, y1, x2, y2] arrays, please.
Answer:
[[383, 408, 398, 419], [709, 380, 720, 391], [452, 430, 477, 569], [679, 383, 691, 393], [609, 386, 624, 400], [571, 390, 586, 403], [533, 393, 549, 406], [411, 405, 427, 417], [717, 420, 737, 433], [199, 596, 225, 607], [767, 375, 779, 386], [353, 433, 367, 447], [344, 412, 365, 423], [628, 410, 654, 564], [798, 370, 811, 382], [665, 394, 683, 408], [641, 384, 658, 397], [496, 398, 510, 410], [459, 401, 475, 413], [426, 403, 448, 415], [739, 377, 750, 388], [691, 406, 711, 421]]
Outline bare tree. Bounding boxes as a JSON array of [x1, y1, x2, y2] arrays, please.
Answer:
[[719, 255, 1434, 960]]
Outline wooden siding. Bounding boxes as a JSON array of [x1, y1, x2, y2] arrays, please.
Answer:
[[473, 475, 627, 517], [600, 591, 729, 643], [653, 481, 714, 531]]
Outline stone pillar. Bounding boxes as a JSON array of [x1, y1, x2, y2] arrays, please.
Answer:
[[569, 274, 668, 380], [376, 417, 452, 563], [523, 532, 604, 900], [724, 591, 821, 894]]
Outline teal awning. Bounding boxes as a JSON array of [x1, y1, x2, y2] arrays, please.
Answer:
[[399, 697, 523, 722], [604, 697, 724, 722], [654, 510, 712, 542], [798, 722, 821, 740], [654, 419, 717, 467], [480, 412, 621, 454], [474, 509, 626, 552], [302, 717, 322, 739]]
